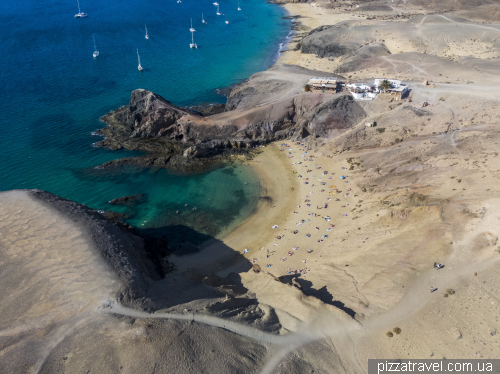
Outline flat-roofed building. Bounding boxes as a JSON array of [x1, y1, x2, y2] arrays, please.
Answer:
[[307, 77, 338, 91]]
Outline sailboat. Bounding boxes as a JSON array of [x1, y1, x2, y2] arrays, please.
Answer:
[[189, 18, 195, 32], [177, 0, 182, 3], [137, 49, 143, 71], [202, 13, 206, 24], [92, 34, 99, 58], [238, 2, 241, 10], [74, 0, 87, 18], [190, 31, 197, 48], [213, 2, 219, 5], [145, 24, 149, 39], [225, 15, 229, 24], [216, 4, 221, 15]]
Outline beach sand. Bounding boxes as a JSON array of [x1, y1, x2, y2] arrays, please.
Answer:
[[169, 144, 300, 275]]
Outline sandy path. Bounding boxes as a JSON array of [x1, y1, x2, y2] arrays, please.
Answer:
[[102, 302, 284, 345]]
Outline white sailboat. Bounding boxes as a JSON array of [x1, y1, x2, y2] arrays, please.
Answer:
[[145, 24, 149, 39], [216, 4, 221, 15], [202, 13, 206, 24], [177, 0, 182, 3], [213, 2, 219, 5], [225, 15, 229, 24], [189, 18, 195, 32], [74, 0, 87, 18], [238, 2, 241, 10], [137, 49, 144, 71], [190, 31, 198, 48], [92, 34, 99, 58]]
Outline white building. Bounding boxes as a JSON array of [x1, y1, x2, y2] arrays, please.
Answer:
[[350, 91, 378, 100], [374, 78, 402, 89], [346, 83, 373, 91]]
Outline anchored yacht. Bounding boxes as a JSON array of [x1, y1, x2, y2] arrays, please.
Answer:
[[92, 34, 99, 58], [190, 31, 197, 48], [74, 0, 87, 17], [137, 49, 143, 71]]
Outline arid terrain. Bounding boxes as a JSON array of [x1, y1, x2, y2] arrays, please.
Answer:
[[2, 0, 500, 373]]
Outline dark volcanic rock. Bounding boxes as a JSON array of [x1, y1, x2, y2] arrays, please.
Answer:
[[189, 103, 226, 116], [96, 81, 366, 172], [30, 190, 165, 304], [109, 194, 143, 206], [309, 95, 366, 138], [301, 27, 352, 58], [99, 89, 192, 141]]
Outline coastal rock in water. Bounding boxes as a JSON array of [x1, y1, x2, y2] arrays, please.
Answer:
[[96, 65, 365, 169], [101, 89, 191, 139], [109, 194, 143, 206]]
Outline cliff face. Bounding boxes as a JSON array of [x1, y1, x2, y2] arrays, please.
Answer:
[[96, 75, 365, 164], [100, 89, 189, 139]]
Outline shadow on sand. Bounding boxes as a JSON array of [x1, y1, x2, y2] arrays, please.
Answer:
[[279, 274, 357, 318], [132, 224, 254, 310]]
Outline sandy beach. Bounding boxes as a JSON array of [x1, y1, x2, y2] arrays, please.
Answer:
[[170, 144, 301, 275]]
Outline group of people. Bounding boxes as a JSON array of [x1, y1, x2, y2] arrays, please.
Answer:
[[244, 142, 356, 278]]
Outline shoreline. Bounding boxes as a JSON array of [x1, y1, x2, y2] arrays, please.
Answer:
[[166, 2, 345, 274], [169, 143, 300, 275]]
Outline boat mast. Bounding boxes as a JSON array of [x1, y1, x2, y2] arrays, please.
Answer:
[[77, 0, 81, 13]]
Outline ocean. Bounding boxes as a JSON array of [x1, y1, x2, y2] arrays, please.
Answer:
[[0, 0, 291, 246]]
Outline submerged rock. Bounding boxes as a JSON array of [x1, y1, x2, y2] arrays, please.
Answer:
[[109, 194, 143, 206]]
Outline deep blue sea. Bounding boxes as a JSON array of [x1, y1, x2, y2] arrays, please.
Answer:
[[0, 0, 291, 244]]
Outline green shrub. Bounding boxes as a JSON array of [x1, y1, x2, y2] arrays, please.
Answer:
[[386, 332, 393, 337], [376, 128, 386, 133], [446, 288, 455, 295], [393, 327, 401, 334], [304, 84, 311, 92]]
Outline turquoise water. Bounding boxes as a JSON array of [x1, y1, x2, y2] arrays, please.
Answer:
[[0, 0, 289, 242]]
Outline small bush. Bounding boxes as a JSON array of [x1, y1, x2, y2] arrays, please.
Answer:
[[304, 84, 311, 92], [474, 272, 478, 276], [386, 332, 393, 337], [393, 327, 402, 334], [439, 97, 445, 101], [377, 128, 386, 133], [444, 293, 449, 298], [446, 288, 455, 295]]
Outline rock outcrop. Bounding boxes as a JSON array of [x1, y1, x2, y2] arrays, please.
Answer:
[[95, 67, 365, 170]]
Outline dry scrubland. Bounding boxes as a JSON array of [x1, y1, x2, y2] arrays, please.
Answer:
[[2, 0, 500, 373]]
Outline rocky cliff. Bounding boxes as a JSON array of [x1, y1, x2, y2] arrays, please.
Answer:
[[95, 66, 366, 169]]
